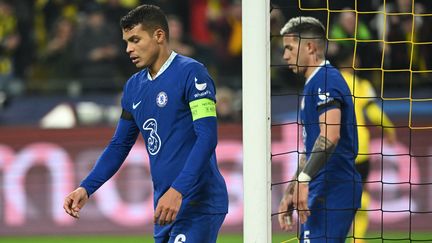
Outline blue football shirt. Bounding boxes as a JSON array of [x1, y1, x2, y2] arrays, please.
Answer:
[[300, 61, 361, 209], [81, 52, 228, 216]]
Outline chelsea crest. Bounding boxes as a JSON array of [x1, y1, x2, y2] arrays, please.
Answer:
[[156, 91, 168, 107]]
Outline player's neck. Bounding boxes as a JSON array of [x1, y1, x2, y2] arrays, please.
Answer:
[[304, 58, 325, 80], [149, 47, 172, 78]]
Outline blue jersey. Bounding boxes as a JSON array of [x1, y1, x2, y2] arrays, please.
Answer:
[[300, 61, 361, 209], [80, 52, 228, 216]]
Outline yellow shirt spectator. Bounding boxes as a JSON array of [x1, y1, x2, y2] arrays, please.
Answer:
[[341, 70, 397, 164]]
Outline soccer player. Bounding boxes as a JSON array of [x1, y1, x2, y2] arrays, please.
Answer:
[[338, 53, 397, 243], [63, 5, 228, 243], [277, 16, 362, 242]]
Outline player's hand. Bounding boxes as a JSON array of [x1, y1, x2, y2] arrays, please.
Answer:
[[154, 187, 183, 225], [63, 187, 88, 219], [278, 187, 295, 231], [293, 182, 310, 224]]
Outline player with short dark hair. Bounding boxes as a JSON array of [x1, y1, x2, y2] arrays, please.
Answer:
[[63, 4, 228, 243], [278, 16, 362, 242]]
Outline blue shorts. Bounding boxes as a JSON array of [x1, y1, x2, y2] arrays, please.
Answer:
[[300, 198, 357, 243], [154, 213, 226, 243]]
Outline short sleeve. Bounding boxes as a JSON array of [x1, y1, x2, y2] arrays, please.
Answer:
[[314, 76, 345, 115]]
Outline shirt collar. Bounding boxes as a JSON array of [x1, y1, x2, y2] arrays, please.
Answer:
[[305, 60, 330, 85], [147, 51, 177, 80]]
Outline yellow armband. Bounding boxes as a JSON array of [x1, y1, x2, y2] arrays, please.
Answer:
[[189, 98, 216, 121]]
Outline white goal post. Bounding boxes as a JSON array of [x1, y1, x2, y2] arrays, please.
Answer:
[[242, 0, 272, 242]]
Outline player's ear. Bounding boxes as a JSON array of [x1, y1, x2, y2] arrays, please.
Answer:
[[154, 29, 166, 43], [307, 41, 317, 55]]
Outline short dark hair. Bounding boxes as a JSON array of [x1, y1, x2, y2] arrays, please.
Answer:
[[120, 4, 169, 41]]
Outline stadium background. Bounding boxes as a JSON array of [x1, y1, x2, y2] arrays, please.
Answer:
[[0, 0, 431, 242]]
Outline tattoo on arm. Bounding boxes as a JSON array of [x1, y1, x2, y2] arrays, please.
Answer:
[[298, 153, 307, 172], [302, 135, 336, 180], [315, 135, 330, 151]]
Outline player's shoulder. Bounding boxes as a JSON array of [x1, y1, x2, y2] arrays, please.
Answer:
[[310, 63, 342, 86], [307, 62, 351, 98], [121, 70, 148, 98], [125, 69, 147, 87], [325, 63, 351, 90], [326, 63, 346, 82], [174, 54, 206, 73]]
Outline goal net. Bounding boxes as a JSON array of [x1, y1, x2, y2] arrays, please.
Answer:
[[243, 0, 432, 242]]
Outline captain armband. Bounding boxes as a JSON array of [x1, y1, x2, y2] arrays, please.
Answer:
[[298, 135, 336, 183], [189, 98, 216, 121]]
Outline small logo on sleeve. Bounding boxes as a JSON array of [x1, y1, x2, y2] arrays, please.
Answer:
[[318, 88, 330, 101], [317, 87, 334, 106], [194, 77, 207, 91]]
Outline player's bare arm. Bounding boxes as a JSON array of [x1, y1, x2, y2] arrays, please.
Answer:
[[279, 153, 306, 231], [63, 187, 88, 219], [294, 108, 341, 224]]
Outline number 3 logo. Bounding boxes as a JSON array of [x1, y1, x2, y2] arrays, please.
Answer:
[[174, 234, 186, 243], [143, 118, 161, 155]]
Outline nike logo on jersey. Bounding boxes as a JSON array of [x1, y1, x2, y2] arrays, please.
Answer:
[[132, 101, 142, 109], [194, 77, 207, 91]]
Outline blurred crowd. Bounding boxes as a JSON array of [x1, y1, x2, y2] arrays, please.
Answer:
[[0, 0, 431, 126], [271, 0, 432, 94], [0, 0, 243, 123]]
